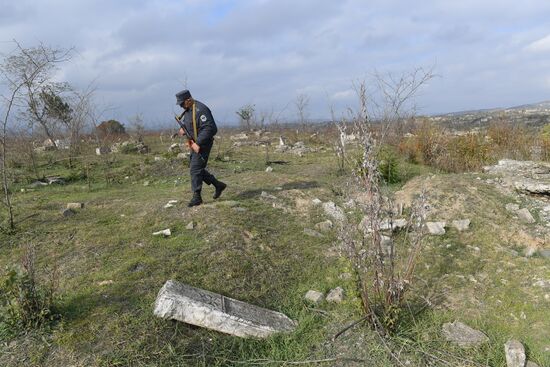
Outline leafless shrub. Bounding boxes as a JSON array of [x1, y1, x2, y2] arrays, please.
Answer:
[[337, 68, 434, 334]]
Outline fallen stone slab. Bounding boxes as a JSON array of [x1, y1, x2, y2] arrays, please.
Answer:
[[442, 320, 488, 347], [504, 340, 526, 367], [154, 280, 296, 338], [304, 290, 324, 305], [426, 221, 446, 235], [303, 228, 323, 238]]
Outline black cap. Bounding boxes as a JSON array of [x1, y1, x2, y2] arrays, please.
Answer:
[[176, 89, 192, 105]]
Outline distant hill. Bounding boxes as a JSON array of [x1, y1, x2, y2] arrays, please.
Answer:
[[427, 100, 550, 129]]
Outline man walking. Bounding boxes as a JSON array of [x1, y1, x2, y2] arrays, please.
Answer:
[[175, 89, 226, 207]]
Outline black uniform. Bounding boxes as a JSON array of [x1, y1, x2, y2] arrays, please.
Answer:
[[180, 100, 219, 193]]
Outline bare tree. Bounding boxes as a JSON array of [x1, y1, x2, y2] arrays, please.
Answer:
[[128, 113, 145, 142], [295, 93, 310, 128], [0, 41, 71, 230], [236, 104, 255, 130]]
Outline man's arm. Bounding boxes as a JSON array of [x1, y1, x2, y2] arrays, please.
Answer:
[[195, 108, 217, 146]]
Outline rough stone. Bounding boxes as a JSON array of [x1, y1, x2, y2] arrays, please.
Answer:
[[326, 287, 345, 303], [66, 202, 84, 210], [506, 203, 520, 212], [323, 201, 346, 222], [426, 221, 446, 235], [311, 198, 322, 206], [442, 321, 489, 347], [452, 219, 470, 231], [314, 220, 333, 232], [154, 280, 296, 338], [304, 290, 324, 305], [517, 208, 536, 224], [526, 361, 540, 367], [143, 181, 150, 187], [379, 218, 407, 232], [186, 221, 195, 230], [164, 203, 174, 209], [504, 340, 526, 367], [176, 152, 189, 160], [339, 273, 352, 280], [153, 229, 171, 237], [265, 166, 273, 173], [304, 228, 323, 238], [62, 208, 76, 217], [260, 191, 277, 200], [98, 280, 114, 286]]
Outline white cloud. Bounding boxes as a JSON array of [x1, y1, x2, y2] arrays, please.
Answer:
[[526, 34, 550, 52]]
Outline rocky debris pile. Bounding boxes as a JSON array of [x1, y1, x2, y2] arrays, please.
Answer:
[[29, 176, 66, 188], [275, 141, 315, 156], [483, 159, 550, 195], [95, 147, 111, 155], [168, 143, 186, 153], [111, 140, 149, 154]]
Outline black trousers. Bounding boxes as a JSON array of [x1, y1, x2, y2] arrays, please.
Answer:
[[190, 139, 216, 192]]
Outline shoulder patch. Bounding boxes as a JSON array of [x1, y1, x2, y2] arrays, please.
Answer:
[[200, 114, 207, 122]]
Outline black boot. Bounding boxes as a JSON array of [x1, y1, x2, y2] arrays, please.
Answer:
[[213, 180, 227, 199], [187, 191, 203, 207]]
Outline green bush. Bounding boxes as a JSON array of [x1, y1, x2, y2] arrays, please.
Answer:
[[378, 147, 400, 184], [0, 258, 58, 338]]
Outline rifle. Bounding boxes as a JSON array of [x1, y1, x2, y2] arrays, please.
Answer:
[[175, 112, 206, 162]]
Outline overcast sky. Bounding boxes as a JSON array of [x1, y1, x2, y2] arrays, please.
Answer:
[[1, 0, 550, 126]]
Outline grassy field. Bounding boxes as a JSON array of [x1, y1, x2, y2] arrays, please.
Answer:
[[1, 131, 549, 366]]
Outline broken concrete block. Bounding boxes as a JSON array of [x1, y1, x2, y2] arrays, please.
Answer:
[[452, 219, 470, 231], [304, 290, 324, 305], [66, 202, 84, 210], [153, 229, 171, 237], [154, 280, 296, 338], [426, 221, 446, 235]]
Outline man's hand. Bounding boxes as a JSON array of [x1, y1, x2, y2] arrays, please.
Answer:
[[178, 128, 185, 137], [190, 142, 200, 153]]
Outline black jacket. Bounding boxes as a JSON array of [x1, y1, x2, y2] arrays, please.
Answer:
[[181, 100, 218, 146]]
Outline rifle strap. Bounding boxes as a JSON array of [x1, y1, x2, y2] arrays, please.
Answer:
[[192, 103, 198, 141]]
